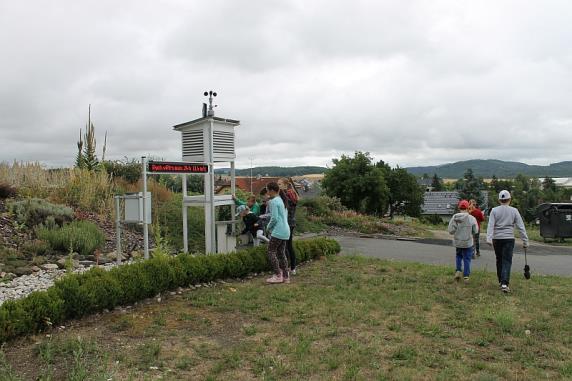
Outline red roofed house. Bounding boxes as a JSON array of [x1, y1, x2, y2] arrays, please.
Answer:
[[215, 176, 299, 197]]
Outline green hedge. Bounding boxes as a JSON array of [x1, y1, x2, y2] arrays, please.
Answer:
[[0, 238, 340, 343]]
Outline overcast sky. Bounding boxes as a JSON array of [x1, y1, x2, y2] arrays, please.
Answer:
[[1, 0, 572, 169]]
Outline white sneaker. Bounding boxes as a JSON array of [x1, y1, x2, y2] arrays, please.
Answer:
[[501, 284, 511, 293], [454, 271, 462, 282], [291, 269, 297, 275], [266, 274, 283, 284]]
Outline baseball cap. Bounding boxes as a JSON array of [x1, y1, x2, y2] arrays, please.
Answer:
[[458, 200, 469, 210], [235, 205, 247, 217], [498, 190, 511, 200]]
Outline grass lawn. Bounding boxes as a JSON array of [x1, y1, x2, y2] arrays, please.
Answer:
[[2, 255, 572, 380]]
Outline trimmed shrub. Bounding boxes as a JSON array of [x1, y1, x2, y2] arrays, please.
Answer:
[[19, 289, 64, 332], [37, 220, 105, 256], [53, 276, 89, 319], [7, 198, 73, 228], [0, 300, 29, 340], [0, 237, 340, 343], [109, 263, 155, 304]]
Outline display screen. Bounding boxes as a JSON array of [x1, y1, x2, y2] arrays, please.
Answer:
[[147, 161, 209, 174]]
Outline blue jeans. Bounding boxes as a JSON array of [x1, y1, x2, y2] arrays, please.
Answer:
[[455, 247, 473, 277], [493, 239, 515, 285]]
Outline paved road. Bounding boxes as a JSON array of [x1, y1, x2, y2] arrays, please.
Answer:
[[334, 236, 572, 277]]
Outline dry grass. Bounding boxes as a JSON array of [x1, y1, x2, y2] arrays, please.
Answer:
[[0, 162, 70, 199], [1, 161, 114, 215]]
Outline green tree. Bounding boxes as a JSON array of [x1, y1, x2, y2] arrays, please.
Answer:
[[322, 152, 389, 215], [384, 166, 423, 217], [540, 176, 567, 205], [542, 176, 557, 193], [458, 168, 484, 204], [510, 175, 541, 222], [490, 175, 499, 192], [431, 173, 444, 191]]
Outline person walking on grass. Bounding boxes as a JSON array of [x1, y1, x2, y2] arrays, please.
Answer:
[[448, 200, 478, 282], [265, 182, 291, 284], [486, 190, 529, 293], [278, 177, 299, 275], [469, 199, 485, 259]]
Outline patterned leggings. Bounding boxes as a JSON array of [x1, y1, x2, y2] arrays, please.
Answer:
[[267, 237, 289, 278]]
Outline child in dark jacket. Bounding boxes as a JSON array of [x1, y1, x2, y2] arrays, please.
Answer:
[[237, 205, 269, 246], [278, 178, 299, 274]]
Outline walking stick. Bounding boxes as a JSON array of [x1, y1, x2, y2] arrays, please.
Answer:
[[523, 247, 531, 280]]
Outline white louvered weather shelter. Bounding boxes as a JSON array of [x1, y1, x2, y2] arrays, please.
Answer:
[[173, 92, 240, 254]]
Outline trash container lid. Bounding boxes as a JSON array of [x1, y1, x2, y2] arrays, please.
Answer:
[[537, 203, 572, 214]]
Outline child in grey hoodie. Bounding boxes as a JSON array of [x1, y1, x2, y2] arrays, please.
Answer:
[[448, 200, 478, 282]]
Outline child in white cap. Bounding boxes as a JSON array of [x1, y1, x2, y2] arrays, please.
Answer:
[[486, 190, 529, 293]]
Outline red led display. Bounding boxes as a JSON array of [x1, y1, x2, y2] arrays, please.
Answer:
[[147, 161, 209, 174]]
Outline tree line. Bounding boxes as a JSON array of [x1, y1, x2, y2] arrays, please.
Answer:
[[426, 169, 572, 222]]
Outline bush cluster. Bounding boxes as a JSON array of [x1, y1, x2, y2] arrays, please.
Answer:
[[320, 210, 397, 234], [7, 198, 73, 228], [419, 214, 446, 226], [298, 196, 345, 217], [0, 182, 17, 199], [36, 221, 105, 256], [101, 160, 141, 184], [295, 206, 327, 233], [155, 193, 205, 253], [0, 238, 340, 342]]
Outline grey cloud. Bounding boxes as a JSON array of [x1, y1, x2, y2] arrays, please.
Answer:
[[2, 0, 572, 170]]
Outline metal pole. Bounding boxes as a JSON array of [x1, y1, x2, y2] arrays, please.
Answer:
[[115, 196, 122, 265], [182, 174, 188, 253], [250, 157, 253, 193], [142, 156, 149, 259], [207, 119, 216, 253], [231, 160, 236, 231], [210, 163, 216, 253]]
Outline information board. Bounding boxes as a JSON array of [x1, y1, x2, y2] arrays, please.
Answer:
[[147, 161, 209, 174]]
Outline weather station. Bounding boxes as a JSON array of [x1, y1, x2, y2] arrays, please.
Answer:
[[173, 91, 240, 254]]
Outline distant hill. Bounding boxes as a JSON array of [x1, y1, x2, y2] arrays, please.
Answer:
[[406, 159, 572, 179], [215, 166, 327, 177]]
